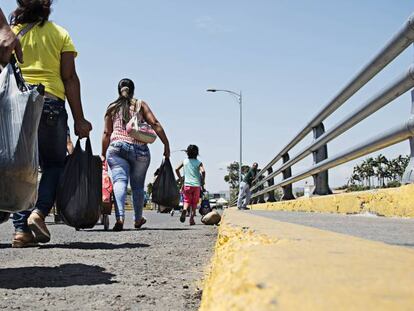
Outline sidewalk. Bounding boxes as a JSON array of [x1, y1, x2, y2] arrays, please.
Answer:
[[200, 209, 414, 311]]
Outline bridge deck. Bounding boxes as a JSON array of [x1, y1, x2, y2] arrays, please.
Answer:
[[0, 211, 216, 311], [248, 210, 414, 248]]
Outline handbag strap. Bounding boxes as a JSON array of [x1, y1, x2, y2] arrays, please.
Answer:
[[16, 22, 38, 39], [132, 99, 144, 121]]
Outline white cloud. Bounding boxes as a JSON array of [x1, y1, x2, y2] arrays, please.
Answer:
[[194, 16, 233, 34]]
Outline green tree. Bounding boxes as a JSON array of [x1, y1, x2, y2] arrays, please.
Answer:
[[349, 165, 363, 186], [349, 154, 409, 190], [395, 155, 410, 181], [361, 157, 375, 188], [146, 183, 153, 197], [373, 154, 389, 187]]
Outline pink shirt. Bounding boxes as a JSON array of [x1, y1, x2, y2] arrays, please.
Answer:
[[110, 104, 145, 145]]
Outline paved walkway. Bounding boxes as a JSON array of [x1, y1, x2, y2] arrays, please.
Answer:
[[247, 210, 414, 248], [0, 211, 216, 311], [200, 209, 414, 311]]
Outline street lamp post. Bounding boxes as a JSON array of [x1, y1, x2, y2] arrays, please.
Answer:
[[207, 89, 243, 187]]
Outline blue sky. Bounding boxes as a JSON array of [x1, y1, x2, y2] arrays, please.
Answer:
[[3, 0, 414, 192]]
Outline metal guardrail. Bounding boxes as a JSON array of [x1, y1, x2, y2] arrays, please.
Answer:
[[244, 12, 414, 204]]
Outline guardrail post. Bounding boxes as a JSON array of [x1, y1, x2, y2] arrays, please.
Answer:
[[257, 174, 266, 203], [402, 90, 414, 184], [266, 167, 276, 202], [281, 153, 295, 200], [312, 123, 333, 195], [250, 188, 258, 205], [402, 135, 414, 183], [250, 175, 266, 204]]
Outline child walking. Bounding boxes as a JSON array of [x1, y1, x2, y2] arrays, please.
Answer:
[[175, 145, 205, 225]]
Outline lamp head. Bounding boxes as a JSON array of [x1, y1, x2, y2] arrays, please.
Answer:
[[206, 89, 217, 92]]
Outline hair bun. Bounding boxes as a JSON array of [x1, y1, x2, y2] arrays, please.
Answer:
[[120, 86, 130, 98]]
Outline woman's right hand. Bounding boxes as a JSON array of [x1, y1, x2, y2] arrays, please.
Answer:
[[0, 21, 23, 65], [74, 118, 92, 138], [163, 144, 170, 158]]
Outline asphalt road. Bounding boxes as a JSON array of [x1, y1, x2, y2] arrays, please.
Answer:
[[0, 211, 217, 311], [247, 210, 414, 248]]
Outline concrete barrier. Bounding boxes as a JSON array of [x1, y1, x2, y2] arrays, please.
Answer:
[[199, 209, 414, 311], [250, 184, 414, 217]]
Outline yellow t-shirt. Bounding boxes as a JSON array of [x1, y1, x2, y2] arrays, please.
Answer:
[[12, 21, 77, 100]]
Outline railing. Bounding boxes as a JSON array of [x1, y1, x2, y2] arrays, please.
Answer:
[[242, 12, 414, 204]]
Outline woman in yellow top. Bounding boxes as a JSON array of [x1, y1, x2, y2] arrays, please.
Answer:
[[10, 0, 92, 247]]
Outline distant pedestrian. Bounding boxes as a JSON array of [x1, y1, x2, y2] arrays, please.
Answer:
[[237, 162, 258, 210], [175, 145, 205, 225], [101, 78, 170, 231], [66, 127, 74, 154]]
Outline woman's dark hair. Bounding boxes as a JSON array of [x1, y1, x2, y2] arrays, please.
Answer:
[[10, 0, 53, 26], [105, 79, 136, 125], [186, 145, 199, 159]]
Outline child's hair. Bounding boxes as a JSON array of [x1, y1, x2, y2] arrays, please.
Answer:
[[186, 145, 199, 159]]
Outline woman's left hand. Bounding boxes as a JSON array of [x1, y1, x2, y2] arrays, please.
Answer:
[[74, 118, 92, 138]]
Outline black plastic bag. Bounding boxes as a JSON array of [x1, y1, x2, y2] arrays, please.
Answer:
[[152, 158, 180, 210], [199, 199, 212, 216], [0, 212, 10, 225], [56, 138, 102, 229]]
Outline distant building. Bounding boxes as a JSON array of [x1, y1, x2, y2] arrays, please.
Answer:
[[209, 191, 230, 201]]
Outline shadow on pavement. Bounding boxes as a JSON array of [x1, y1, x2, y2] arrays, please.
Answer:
[[140, 227, 192, 231], [84, 228, 137, 232], [392, 243, 414, 248], [79, 227, 193, 232], [40, 242, 150, 250], [0, 264, 116, 289]]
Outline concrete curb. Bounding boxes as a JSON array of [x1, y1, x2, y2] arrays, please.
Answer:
[[250, 184, 414, 217], [199, 209, 414, 311]]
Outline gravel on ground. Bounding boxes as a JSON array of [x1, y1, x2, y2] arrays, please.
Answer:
[[0, 210, 217, 311]]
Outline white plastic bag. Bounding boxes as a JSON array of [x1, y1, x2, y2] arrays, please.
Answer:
[[201, 210, 221, 225], [0, 62, 44, 212]]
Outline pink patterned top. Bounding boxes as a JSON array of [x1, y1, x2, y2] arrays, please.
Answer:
[[110, 102, 145, 145]]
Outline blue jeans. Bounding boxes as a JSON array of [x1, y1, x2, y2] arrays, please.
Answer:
[[13, 98, 68, 232], [237, 182, 251, 209], [106, 142, 151, 221]]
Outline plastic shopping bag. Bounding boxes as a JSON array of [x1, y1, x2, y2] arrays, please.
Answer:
[[102, 161, 113, 214], [152, 158, 180, 210], [201, 210, 221, 225], [199, 198, 212, 216], [0, 60, 44, 212], [56, 138, 102, 229], [102, 161, 113, 204], [0, 211, 10, 224]]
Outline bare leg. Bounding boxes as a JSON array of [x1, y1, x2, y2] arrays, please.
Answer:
[[180, 202, 189, 223], [190, 205, 196, 225]]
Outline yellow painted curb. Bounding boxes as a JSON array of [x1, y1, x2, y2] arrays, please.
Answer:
[[199, 209, 414, 311], [251, 184, 414, 217]]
